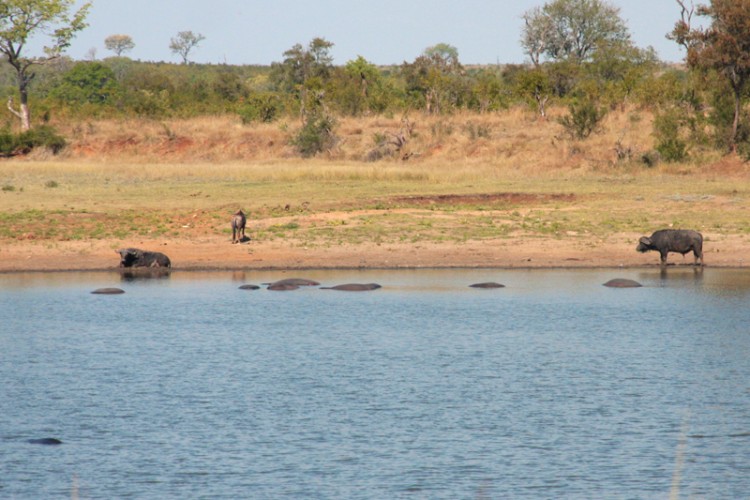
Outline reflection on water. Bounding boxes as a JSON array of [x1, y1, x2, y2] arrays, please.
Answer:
[[119, 268, 172, 282], [2, 268, 750, 499]]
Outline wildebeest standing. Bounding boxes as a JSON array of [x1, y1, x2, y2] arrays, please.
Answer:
[[231, 209, 246, 244], [636, 229, 704, 267]]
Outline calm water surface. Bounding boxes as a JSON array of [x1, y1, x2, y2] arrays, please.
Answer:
[[2, 268, 750, 499]]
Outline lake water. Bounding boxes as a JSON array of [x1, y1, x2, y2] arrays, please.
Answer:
[[2, 268, 750, 499]]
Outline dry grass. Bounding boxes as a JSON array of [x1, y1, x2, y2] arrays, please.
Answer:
[[1, 106, 749, 247], [44, 105, 664, 168]]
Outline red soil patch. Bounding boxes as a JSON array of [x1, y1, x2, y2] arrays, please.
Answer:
[[392, 192, 576, 206]]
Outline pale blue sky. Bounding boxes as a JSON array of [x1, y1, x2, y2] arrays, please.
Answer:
[[55, 0, 687, 65]]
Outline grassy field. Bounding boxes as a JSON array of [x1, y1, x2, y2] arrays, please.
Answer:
[[1, 158, 748, 249], [1, 108, 749, 251]]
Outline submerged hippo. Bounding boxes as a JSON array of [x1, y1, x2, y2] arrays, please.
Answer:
[[636, 229, 703, 267], [91, 287, 125, 294], [267, 283, 300, 291], [266, 278, 320, 287], [320, 283, 382, 291], [117, 248, 171, 268], [603, 278, 642, 288], [469, 282, 505, 289], [27, 438, 63, 445]]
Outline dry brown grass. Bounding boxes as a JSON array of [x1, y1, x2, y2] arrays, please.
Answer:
[[44, 105, 667, 171], [2, 106, 749, 256]]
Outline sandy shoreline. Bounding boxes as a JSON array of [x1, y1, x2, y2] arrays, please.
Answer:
[[2, 233, 748, 272]]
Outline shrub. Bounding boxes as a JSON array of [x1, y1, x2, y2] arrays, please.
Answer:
[[656, 138, 688, 163], [653, 110, 688, 162], [464, 121, 491, 140], [238, 93, 281, 124], [0, 126, 67, 157], [50, 62, 120, 105], [640, 150, 660, 167], [558, 100, 605, 140], [290, 113, 338, 157], [735, 121, 750, 161]]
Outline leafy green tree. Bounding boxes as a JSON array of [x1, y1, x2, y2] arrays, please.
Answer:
[[515, 67, 553, 117], [330, 55, 396, 115], [670, 0, 750, 152], [401, 44, 466, 114], [269, 37, 334, 116], [0, 0, 91, 130], [169, 31, 205, 64], [521, 6, 553, 66], [423, 43, 460, 67], [51, 61, 119, 105], [104, 34, 135, 57], [119, 65, 174, 116], [521, 0, 631, 64], [212, 70, 245, 102], [580, 43, 658, 107], [467, 68, 508, 113]]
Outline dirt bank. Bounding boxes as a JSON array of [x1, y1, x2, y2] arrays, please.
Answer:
[[2, 232, 748, 272]]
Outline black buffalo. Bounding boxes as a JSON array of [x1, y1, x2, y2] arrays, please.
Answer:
[[117, 248, 171, 268], [231, 210, 246, 244], [636, 229, 703, 267]]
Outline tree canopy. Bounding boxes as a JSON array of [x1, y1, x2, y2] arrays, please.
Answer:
[[521, 0, 631, 64], [0, 0, 90, 129], [169, 31, 205, 64], [671, 0, 750, 151], [104, 34, 135, 57]]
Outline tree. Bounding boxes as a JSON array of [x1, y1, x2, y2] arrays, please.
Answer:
[[670, 0, 750, 152], [333, 55, 396, 115], [271, 37, 334, 92], [401, 44, 465, 114], [0, 0, 91, 130], [520, 0, 631, 64], [104, 34, 135, 57], [423, 43, 460, 67], [269, 37, 334, 116], [169, 30, 205, 64], [515, 67, 553, 117], [521, 6, 553, 66], [51, 62, 119, 105]]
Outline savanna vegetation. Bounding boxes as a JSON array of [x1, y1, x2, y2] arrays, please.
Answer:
[[1, 0, 749, 268], [0, 0, 749, 165]]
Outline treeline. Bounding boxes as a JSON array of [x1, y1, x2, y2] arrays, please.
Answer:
[[3, 0, 750, 162], [0, 45, 672, 120], [0, 40, 742, 161]]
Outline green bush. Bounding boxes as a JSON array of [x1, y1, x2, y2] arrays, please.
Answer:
[[557, 100, 605, 140], [238, 93, 281, 124], [50, 62, 120, 105], [0, 126, 67, 156], [735, 121, 750, 161], [656, 138, 688, 163], [653, 110, 688, 162], [290, 113, 337, 157]]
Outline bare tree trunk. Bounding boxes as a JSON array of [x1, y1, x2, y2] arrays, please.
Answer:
[[7, 97, 30, 131], [535, 92, 549, 118], [7, 64, 34, 131], [732, 87, 741, 153]]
